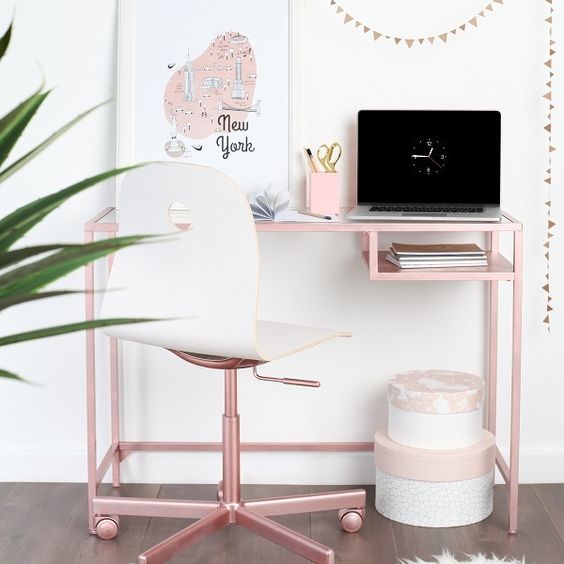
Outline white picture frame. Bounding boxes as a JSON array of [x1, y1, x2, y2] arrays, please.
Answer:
[[115, 0, 305, 208]]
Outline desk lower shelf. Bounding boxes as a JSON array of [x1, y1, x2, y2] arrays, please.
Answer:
[[363, 251, 515, 281]]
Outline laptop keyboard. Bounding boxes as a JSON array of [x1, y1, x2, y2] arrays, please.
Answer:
[[369, 206, 484, 213]]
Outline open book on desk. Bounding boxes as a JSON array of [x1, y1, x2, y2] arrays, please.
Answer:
[[250, 187, 336, 222]]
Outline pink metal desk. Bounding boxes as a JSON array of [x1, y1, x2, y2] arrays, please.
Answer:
[[84, 208, 522, 534]]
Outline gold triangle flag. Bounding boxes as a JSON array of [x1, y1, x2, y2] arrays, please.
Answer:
[[545, 177, 552, 183], [344, 14, 353, 24], [544, 241, 550, 248], [479, 11, 485, 17], [394, 37, 402, 44], [549, 145, 557, 152], [543, 284, 550, 292], [547, 81, 552, 87], [418, 38, 425, 44], [545, 124, 552, 133], [460, 24, 466, 31], [364, 26, 369, 33], [469, 17, 478, 27], [439, 33, 448, 43], [494, 0, 503, 3], [486, 3, 493, 10], [336, 6, 343, 14], [549, 220, 556, 228], [548, 305, 554, 312], [428, 37, 435, 44], [355, 21, 362, 28], [545, 59, 552, 68], [546, 16, 553, 24], [405, 39, 414, 48], [373, 31, 382, 41], [330, 0, 336, 4], [544, 315, 550, 324], [544, 92, 552, 101]]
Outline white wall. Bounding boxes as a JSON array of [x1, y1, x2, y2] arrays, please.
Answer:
[[0, 0, 563, 485]]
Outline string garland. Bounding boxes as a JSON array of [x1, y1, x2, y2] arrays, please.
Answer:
[[543, 0, 556, 330], [328, 0, 506, 47]]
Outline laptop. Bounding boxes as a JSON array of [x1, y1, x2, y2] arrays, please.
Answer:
[[348, 110, 502, 222]]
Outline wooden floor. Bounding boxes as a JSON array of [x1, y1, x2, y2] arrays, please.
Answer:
[[1, 483, 563, 563]]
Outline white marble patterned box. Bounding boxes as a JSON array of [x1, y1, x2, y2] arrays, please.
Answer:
[[388, 369, 485, 450], [374, 429, 495, 528]]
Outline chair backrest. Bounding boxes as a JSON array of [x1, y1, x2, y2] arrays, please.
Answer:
[[101, 162, 262, 360]]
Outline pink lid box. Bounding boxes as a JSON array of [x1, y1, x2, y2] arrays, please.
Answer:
[[388, 369, 485, 415], [374, 429, 495, 482]]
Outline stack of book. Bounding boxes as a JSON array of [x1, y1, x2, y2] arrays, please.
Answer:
[[385, 242, 488, 269]]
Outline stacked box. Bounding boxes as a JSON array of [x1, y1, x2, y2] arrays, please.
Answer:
[[375, 369, 495, 528]]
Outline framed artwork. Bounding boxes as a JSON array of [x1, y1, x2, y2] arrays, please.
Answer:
[[116, 0, 294, 205]]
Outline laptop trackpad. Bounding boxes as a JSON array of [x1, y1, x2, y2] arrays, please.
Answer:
[[403, 212, 447, 217]]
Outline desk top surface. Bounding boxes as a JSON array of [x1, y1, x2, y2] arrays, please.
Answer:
[[86, 208, 522, 234]]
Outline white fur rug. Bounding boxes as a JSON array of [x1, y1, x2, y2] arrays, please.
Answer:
[[400, 551, 527, 564]]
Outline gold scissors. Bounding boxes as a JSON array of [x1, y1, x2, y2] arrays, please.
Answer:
[[317, 142, 342, 173]]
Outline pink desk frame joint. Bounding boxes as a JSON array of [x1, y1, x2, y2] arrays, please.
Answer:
[[84, 208, 522, 535]]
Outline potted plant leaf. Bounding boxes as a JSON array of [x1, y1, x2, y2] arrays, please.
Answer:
[[0, 21, 152, 382]]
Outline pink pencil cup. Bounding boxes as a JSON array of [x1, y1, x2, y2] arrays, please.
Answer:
[[309, 172, 339, 216]]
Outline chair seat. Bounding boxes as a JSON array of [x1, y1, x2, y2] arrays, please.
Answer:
[[256, 321, 351, 361], [105, 319, 350, 362]]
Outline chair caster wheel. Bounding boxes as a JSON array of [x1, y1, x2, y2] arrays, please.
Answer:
[[95, 517, 119, 540], [338, 508, 364, 533], [217, 480, 224, 501]]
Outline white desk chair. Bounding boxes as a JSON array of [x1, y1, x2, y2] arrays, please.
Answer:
[[100, 162, 366, 563]]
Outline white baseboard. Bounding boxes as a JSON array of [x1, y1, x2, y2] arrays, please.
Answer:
[[0, 448, 562, 484]]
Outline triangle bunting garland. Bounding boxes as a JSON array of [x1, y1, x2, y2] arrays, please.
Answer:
[[542, 0, 555, 330], [327, 1, 506, 47]]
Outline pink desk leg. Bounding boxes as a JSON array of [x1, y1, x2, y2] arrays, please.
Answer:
[[488, 232, 499, 436], [84, 229, 98, 533], [509, 229, 523, 534], [107, 236, 121, 488]]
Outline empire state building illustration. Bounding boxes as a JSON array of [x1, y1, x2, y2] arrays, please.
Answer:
[[231, 56, 246, 100], [183, 50, 195, 102]]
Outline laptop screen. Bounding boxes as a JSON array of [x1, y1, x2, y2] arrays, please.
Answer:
[[357, 110, 501, 206]]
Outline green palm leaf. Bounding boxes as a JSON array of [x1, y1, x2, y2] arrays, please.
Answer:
[[0, 235, 155, 297], [0, 87, 50, 169], [0, 244, 73, 270], [0, 21, 11, 62], [0, 22, 158, 382], [0, 101, 108, 184], [0, 369, 23, 382], [0, 164, 141, 251], [0, 290, 82, 312], [0, 318, 156, 348]]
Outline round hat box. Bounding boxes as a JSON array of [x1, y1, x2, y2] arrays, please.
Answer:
[[374, 429, 495, 528], [388, 369, 485, 450]]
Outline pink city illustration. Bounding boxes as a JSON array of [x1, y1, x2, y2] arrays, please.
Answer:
[[163, 31, 259, 160]]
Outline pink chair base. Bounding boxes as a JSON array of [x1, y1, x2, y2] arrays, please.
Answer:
[[92, 354, 366, 563]]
